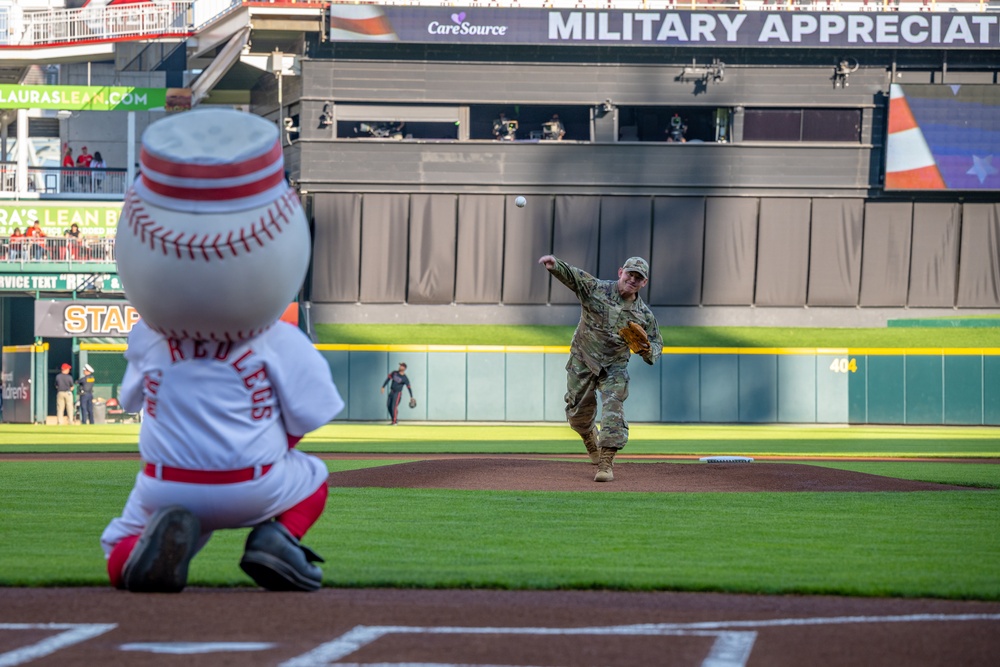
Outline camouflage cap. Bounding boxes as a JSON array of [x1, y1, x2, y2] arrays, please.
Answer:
[[622, 256, 649, 279]]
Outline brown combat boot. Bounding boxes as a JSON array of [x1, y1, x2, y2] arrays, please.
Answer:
[[582, 428, 600, 464], [594, 448, 616, 482]]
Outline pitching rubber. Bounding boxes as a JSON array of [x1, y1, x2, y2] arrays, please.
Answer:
[[699, 456, 755, 463]]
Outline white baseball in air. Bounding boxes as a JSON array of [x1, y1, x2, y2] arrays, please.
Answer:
[[515, 196, 527, 208], [116, 109, 311, 341]]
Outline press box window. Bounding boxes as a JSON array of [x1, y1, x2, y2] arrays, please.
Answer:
[[743, 109, 861, 142]]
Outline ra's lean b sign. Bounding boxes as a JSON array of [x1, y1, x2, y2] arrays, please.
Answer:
[[34, 300, 140, 338]]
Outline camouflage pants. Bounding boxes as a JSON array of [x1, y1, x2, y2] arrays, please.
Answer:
[[564, 355, 629, 451]]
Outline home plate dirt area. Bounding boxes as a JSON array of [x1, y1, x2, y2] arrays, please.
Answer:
[[4, 455, 999, 667]]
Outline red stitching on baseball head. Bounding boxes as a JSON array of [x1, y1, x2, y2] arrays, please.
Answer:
[[123, 187, 301, 262]]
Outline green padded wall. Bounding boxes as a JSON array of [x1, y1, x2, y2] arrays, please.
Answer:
[[701, 354, 739, 423], [943, 356, 982, 425], [866, 355, 905, 424], [427, 352, 466, 421], [320, 350, 350, 421], [467, 353, 506, 421], [544, 353, 568, 422], [905, 355, 943, 425], [79, 345, 1000, 426], [739, 354, 777, 423], [848, 355, 868, 424], [816, 354, 850, 424], [985, 357, 1000, 425], [662, 354, 699, 422], [627, 354, 661, 422], [506, 354, 545, 421], [778, 355, 816, 423], [348, 350, 388, 421], [312, 347, 1000, 426]]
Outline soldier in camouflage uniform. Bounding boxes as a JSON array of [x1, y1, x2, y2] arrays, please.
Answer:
[[538, 255, 663, 482]]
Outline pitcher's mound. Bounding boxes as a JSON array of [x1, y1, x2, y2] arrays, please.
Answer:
[[328, 459, 975, 492]]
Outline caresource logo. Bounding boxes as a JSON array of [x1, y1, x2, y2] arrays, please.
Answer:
[[427, 12, 509, 37]]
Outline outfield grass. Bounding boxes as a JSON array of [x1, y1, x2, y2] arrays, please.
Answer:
[[4, 423, 1000, 459], [315, 323, 1000, 348], [1, 424, 998, 599]]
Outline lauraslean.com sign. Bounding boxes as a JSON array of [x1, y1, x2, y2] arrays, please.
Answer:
[[329, 7, 1000, 49]]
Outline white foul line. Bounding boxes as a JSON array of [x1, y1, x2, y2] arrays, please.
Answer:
[[119, 641, 278, 654], [0, 623, 117, 667], [280, 624, 756, 667], [619, 612, 1000, 631], [279, 614, 1000, 667]]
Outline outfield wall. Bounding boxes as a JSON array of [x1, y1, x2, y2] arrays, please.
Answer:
[[316, 346, 1000, 426], [76, 344, 1000, 426]]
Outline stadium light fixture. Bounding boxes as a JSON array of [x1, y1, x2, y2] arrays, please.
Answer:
[[319, 102, 334, 127], [833, 57, 859, 89], [679, 58, 725, 85]]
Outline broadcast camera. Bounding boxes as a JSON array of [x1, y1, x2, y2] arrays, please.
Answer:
[[354, 122, 404, 139], [493, 117, 518, 141]]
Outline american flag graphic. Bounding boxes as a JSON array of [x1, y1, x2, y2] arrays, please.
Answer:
[[886, 84, 1000, 191], [329, 5, 398, 42]]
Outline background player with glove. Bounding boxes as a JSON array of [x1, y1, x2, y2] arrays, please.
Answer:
[[381, 362, 414, 425], [538, 255, 662, 482]]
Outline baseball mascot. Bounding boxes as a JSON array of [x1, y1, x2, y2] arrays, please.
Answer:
[[101, 108, 344, 593]]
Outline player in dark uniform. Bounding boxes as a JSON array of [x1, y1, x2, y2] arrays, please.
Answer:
[[380, 362, 413, 425], [77, 363, 97, 424]]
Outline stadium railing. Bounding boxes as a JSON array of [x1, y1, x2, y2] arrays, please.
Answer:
[[0, 236, 117, 265], [0, 163, 129, 197]]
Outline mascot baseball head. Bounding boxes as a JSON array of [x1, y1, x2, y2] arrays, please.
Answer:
[[116, 108, 309, 341]]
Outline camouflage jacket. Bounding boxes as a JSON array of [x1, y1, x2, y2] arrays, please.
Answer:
[[547, 257, 663, 373]]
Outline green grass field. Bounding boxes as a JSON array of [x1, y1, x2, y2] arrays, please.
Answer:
[[2, 423, 998, 600], [314, 323, 1000, 348]]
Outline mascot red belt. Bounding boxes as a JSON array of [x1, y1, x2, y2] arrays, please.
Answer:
[[101, 108, 345, 593]]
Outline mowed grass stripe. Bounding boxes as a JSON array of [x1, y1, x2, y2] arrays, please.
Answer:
[[3, 424, 1000, 458], [1, 460, 998, 600]]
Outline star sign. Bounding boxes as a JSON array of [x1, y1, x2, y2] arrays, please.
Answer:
[[967, 155, 998, 184]]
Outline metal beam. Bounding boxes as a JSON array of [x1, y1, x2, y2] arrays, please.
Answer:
[[189, 26, 251, 107]]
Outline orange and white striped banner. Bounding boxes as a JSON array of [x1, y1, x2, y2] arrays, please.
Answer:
[[884, 84, 945, 190], [329, 5, 398, 42]]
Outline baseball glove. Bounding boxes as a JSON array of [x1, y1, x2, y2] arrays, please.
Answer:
[[619, 321, 650, 354], [409, 397, 417, 409]]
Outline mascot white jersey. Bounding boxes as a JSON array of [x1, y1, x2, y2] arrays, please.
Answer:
[[101, 108, 344, 593]]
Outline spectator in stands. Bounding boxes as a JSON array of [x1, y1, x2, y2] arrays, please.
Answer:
[[25, 221, 47, 260], [62, 145, 75, 192], [90, 151, 107, 192], [77, 146, 94, 192], [65, 223, 82, 260], [8, 227, 24, 260]]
